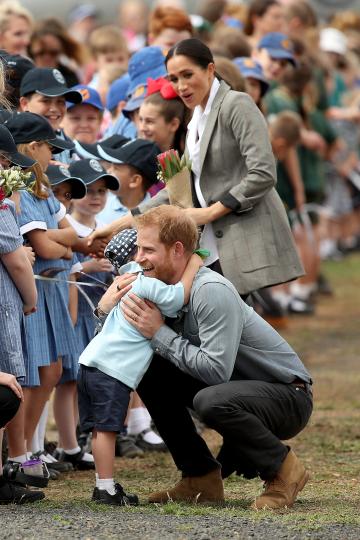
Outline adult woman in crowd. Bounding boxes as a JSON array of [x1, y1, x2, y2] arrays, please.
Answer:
[[28, 18, 85, 87], [147, 6, 193, 50], [0, 1, 33, 56], [90, 38, 303, 297], [243, 0, 285, 50]]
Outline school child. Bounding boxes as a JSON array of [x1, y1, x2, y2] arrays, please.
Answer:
[[19, 67, 82, 163], [233, 57, 269, 108], [252, 32, 296, 83], [5, 111, 79, 472], [46, 164, 95, 469], [0, 123, 35, 170], [61, 84, 104, 145], [0, 194, 45, 504], [78, 227, 203, 504], [104, 73, 132, 138], [97, 138, 160, 224]]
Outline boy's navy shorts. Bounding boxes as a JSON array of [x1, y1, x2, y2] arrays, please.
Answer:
[[77, 365, 131, 433]]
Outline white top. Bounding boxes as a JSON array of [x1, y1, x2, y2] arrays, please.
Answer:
[[186, 78, 221, 267]]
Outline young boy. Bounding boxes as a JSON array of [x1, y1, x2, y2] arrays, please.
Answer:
[[61, 84, 104, 145], [78, 218, 203, 505], [19, 67, 82, 163], [97, 138, 160, 224], [252, 32, 295, 83]]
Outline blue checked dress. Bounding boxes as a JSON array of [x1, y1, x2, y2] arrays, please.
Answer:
[[0, 201, 27, 382], [66, 215, 112, 359], [18, 190, 77, 387]]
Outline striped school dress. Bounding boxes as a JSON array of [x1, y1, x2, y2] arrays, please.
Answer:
[[0, 201, 26, 382], [18, 190, 77, 387]]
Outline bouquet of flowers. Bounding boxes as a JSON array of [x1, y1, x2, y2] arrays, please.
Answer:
[[157, 149, 193, 209], [0, 167, 34, 210]]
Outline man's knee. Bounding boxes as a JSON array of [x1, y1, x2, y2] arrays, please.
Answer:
[[193, 387, 223, 425]]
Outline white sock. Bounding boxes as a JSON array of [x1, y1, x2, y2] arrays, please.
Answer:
[[38, 452, 53, 464], [98, 478, 116, 495], [26, 451, 32, 460], [142, 429, 164, 445], [290, 283, 312, 301], [127, 407, 149, 436], [8, 454, 27, 464], [95, 473, 99, 487], [63, 446, 81, 455], [82, 452, 94, 462], [44, 453, 58, 463], [31, 425, 41, 454], [271, 290, 291, 310]]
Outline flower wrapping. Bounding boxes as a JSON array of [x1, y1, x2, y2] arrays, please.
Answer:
[[0, 167, 34, 209], [157, 150, 193, 209]]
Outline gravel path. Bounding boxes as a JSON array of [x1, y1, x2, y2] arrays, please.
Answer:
[[1, 505, 360, 540]]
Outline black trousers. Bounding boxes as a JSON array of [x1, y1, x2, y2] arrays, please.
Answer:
[[138, 356, 313, 480], [0, 385, 21, 429]]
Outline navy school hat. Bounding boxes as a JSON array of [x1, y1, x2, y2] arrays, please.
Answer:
[[68, 158, 119, 190], [0, 52, 34, 87], [257, 33, 296, 66], [97, 138, 160, 186], [47, 164, 87, 199], [74, 134, 130, 160], [105, 228, 138, 270], [5, 112, 75, 154], [20, 67, 82, 103], [0, 124, 36, 168], [233, 57, 269, 97]]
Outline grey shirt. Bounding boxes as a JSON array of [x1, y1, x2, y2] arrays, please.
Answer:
[[151, 267, 311, 386]]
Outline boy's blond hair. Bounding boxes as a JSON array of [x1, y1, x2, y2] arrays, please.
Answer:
[[89, 25, 128, 57], [135, 205, 199, 254], [268, 111, 302, 147]]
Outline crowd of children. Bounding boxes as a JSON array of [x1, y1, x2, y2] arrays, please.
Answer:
[[1, 0, 360, 505]]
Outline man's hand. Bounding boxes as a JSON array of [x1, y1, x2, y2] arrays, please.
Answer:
[[98, 274, 137, 314], [82, 258, 114, 273], [0, 372, 24, 401], [121, 294, 164, 338], [87, 213, 135, 249], [87, 225, 114, 248], [88, 238, 110, 258]]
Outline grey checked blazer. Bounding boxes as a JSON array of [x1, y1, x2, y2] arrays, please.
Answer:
[[138, 81, 304, 294]]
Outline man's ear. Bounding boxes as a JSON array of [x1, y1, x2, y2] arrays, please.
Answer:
[[173, 240, 186, 257], [129, 173, 143, 189], [19, 96, 29, 111]]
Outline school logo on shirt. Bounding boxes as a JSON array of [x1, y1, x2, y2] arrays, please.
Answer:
[[89, 159, 103, 173], [59, 166, 71, 178], [53, 69, 65, 85]]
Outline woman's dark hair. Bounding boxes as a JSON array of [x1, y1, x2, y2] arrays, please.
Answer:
[[165, 38, 214, 69], [243, 0, 280, 36]]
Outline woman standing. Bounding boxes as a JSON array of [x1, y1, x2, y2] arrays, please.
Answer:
[[90, 38, 303, 296], [0, 1, 33, 56]]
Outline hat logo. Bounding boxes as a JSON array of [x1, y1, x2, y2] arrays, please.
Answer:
[[79, 88, 90, 101], [244, 58, 255, 68], [53, 69, 65, 84], [281, 39, 290, 50], [89, 159, 103, 172], [59, 165, 71, 177], [133, 85, 145, 98]]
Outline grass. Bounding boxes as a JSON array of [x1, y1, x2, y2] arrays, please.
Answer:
[[43, 254, 360, 533]]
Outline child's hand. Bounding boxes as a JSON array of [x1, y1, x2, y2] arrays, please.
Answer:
[[189, 253, 204, 269], [23, 304, 36, 316], [63, 247, 73, 260], [24, 245, 36, 266], [98, 274, 137, 314], [0, 372, 24, 401], [82, 258, 114, 273]]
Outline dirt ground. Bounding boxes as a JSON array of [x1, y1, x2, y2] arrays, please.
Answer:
[[4, 253, 360, 539]]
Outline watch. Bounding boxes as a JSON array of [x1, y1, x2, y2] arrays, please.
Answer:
[[94, 305, 109, 320]]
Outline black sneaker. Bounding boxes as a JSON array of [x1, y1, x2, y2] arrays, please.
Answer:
[[58, 449, 95, 470], [115, 434, 144, 458], [0, 477, 45, 505], [92, 483, 139, 506]]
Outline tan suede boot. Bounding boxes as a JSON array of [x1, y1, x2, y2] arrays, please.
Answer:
[[252, 449, 309, 510], [148, 468, 224, 504]]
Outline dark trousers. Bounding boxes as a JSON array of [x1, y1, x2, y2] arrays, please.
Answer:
[[138, 357, 313, 480], [0, 385, 21, 429]]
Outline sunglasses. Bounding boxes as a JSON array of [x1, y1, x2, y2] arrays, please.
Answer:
[[32, 49, 62, 58]]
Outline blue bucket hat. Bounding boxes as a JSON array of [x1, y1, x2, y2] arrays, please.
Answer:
[[122, 83, 147, 119], [67, 84, 104, 111], [257, 33, 295, 66], [106, 74, 131, 111], [233, 57, 269, 96], [128, 46, 167, 96]]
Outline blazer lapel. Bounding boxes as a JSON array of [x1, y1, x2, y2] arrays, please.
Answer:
[[199, 81, 230, 174]]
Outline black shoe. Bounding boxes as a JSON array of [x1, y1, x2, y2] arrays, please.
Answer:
[[92, 483, 139, 506], [59, 449, 95, 470], [31, 452, 73, 473], [115, 434, 144, 458], [288, 297, 315, 315], [0, 477, 45, 504], [317, 274, 333, 296], [135, 429, 167, 452], [3, 460, 50, 488]]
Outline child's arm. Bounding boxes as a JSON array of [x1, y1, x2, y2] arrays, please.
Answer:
[[68, 273, 78, 326], [72, 236, 109, 256], [180, 254, 204, 304], [26, 229, 73, 260], [46, 217, 78, 247], [1, 246, 37, 314]]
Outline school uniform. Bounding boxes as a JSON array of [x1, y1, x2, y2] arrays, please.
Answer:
[[0, 201, 26, 381], [18, 190, 77, 386]]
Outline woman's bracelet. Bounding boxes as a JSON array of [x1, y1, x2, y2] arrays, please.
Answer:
[[94, 305, 109, 320]]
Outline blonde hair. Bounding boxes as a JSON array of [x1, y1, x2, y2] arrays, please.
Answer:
[[135, 205, 198, 254], [0, 1, 33, 33], [89, 25, 129, 56], [268, 111, 302, 147], [17, 143, 50, 200], [0, 61, 11, 110]]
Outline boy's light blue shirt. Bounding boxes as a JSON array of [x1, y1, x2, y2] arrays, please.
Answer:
[[79, 262, 184, 389]]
